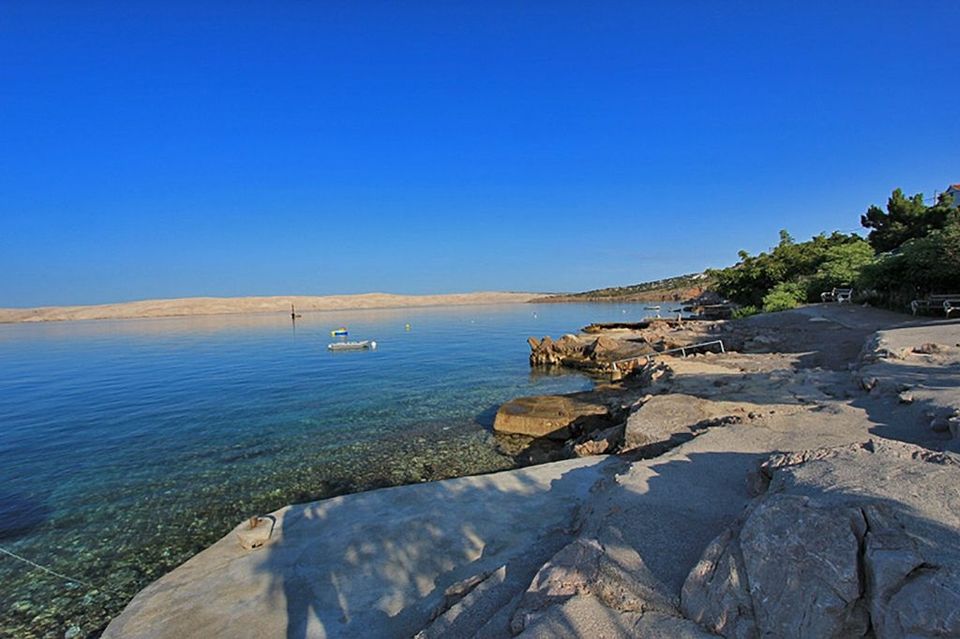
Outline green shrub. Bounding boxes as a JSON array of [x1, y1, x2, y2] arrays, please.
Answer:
[[710, 231, 872, 307], [809, 240, 875, 297], [732, 305, 760, 318], [762, 282, 805, 312], [702, 186, 955, 313], [858, 216, 960, 308]]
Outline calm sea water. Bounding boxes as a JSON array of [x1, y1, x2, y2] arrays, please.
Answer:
[[0, 302, 662, 637]]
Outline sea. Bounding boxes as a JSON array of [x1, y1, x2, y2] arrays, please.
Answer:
[[0, 301, 665, 637]]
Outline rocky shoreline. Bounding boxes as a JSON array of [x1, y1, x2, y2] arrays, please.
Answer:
[[491, 316, 762, 462], [103, 305, 960, 638]]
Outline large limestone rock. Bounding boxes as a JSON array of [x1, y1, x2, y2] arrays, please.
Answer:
[[623, 394, 744, 456], [681, 439, 960, 639], [493, 395, 613, 440], [510, 537, 679, 635], [528, 334, 587, 367], [528, 334, 653, 373], [862, 505, 960, 638], [742, 498, 868, 636]]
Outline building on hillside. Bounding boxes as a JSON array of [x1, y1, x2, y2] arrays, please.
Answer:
[[946, 183, 960, 208]]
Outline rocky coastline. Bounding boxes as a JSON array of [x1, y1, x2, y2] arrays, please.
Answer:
[[103, 304, 960, 638]]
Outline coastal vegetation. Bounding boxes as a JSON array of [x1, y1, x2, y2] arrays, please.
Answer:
[[709, 231, 874, 311], [859, 202, 960, 307], [551, 186, 959, 315], [710, 187, 960, 312]]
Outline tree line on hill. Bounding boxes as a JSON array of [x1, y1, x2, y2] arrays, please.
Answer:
[[709, 187, 960, 315]]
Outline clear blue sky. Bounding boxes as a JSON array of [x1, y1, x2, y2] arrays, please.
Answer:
[[2, 2, 958, 307]]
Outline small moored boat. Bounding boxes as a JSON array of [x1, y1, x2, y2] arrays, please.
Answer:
[[328, 340, 377, 351]]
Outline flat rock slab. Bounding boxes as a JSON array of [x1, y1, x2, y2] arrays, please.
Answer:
[[493, 394, 613, 439], [858, 323, 960, 447], [102, 456, 617, 639], [623, 394, 747, 456]]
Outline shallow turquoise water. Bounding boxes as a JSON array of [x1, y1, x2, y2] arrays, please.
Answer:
[[0, 302, 659, 637]]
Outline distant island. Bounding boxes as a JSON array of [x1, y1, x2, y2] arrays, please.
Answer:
[[0, 292, 543, 324]]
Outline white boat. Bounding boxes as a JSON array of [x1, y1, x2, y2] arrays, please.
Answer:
[[327, 340, 377, 351]]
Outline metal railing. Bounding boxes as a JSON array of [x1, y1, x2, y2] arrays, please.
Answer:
[[611, 339, 725, 372]]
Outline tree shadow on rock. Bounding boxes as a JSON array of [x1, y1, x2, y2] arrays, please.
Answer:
[[251, 458, 616, 639]]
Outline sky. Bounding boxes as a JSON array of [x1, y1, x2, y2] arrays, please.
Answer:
[[1, 2, 959, 307]]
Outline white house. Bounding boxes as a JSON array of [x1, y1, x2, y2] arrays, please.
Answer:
[[946, 183, 960, 208]]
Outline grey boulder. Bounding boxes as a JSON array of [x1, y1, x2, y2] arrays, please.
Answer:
[[681, 440, 960, 639]]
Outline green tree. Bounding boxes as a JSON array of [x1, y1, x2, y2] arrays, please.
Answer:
[[861, 188, 955, 252], [710, 231, 870, 307], [811, 240, 875, 293], [708, 183, 958, 315], [859, 216, 960, 307]]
